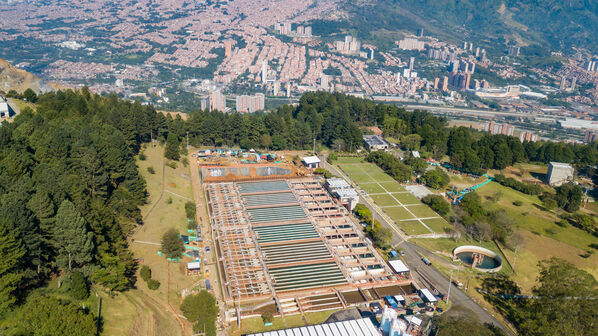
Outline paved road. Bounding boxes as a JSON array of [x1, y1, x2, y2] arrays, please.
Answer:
[[321, 156, 514, 335]]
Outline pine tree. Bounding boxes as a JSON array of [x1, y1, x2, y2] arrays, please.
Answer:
[[165, 132, 180, 161], [0, 219, 26, 311], [53, 200, 94, 271]]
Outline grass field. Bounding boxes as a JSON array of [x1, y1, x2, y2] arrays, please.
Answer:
[[101, 144, 196, 336], [231, 310, 339, 335], [337, 158, 448, 234], [419, 175, 598, 292]]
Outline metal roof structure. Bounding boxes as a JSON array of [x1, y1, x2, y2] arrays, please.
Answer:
[[388, 260, 410, 274], [302, 156, 321, 164], [245, 318, 380, 336], [363, 135, 389, 148], [419, 288, 437, 303]]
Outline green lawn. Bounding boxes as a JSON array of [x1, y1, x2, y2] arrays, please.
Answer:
[[372, 194, 400, 207], [339, 161, 446, 235], [378, 181, 405, 192], [406, 205, 439, 218], [422, 218, 450, 232], [335, 156, 366, 164], [360, 183, 387, 194], [369, 172, 395, 182], [384, 206, 416, 220], [398, 220, 433, 235], [391, 193, 420, 204]]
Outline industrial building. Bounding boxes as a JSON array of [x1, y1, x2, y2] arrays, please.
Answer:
[[546, 162, 575, 186], [325, 177, 359, 211], [203, 169, 413, 317], [363, 135, 389, 151], [301, 156, 321, 169], [0, 95, 15, 120], [246, 318, 380, 336]]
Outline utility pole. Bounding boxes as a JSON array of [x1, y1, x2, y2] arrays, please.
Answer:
[[446, 269, 453, 305]]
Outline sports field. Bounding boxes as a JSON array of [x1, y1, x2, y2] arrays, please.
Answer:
[[337, 159, 449, 235]]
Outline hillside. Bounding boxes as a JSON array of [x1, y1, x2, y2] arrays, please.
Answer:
[[0, 58, 52, 94], [339, 0, 598, 52]]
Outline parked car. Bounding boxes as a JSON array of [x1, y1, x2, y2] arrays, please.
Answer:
[[422, 257, 432, 266], [205, 246, 211, 253]]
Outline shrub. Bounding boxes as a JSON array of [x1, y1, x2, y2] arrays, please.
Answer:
[[422, 195, 451, 216], [167, 197, 173, 204], [493, 174, 542, 195], [161, 228, 185, 258], [147, 279, 160, 290], [168, 161, 178, 169], [140, 265, 151, 282], [262, 312, 273, 324], [138, 152, 146, 161], [185, 201, 196, 219], [65, 271, 89, 300], [513, 200, 523, 206], [147, 166, 155, 174], [314, 167, 332, 178], [420, 169, 450, 190]]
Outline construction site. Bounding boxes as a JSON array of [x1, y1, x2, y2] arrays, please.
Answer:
[[202, 162, 415, 319]]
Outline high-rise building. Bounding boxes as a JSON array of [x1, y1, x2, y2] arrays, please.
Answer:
[[508, 46, 520, 57], [416, 28, 424, 37], [409, 57, 415, 71], [501, 124, 515, 136], [397, 38, 425, 51], [224, 40, 232, 58], [320, 73, 329, 91], [345, 35, 353, 45], [433, 77, 439, 89], [209, 91, 226, 112], [475, 47, 480, 58], [286, 82, 291, 97], [463, 42, 469, 50], [236, 93, 265, 113], [261, 60, 268, 83], [484, 122, 513, 136], [273, 81, 280, 96], [296, 25, 304, 36], [368, 47, 375, 60], [442, 76, 449, 91], [585, 130, 598, 144], [559, 76, 567, 91], [519, 131, 538, 143], [283, 22, 292, 34], [450, 60, 460, 72], [305, 26, 312, 37], [570, 76, 577, 91]]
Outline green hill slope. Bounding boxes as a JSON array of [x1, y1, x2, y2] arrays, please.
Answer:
[[340, 0, 598, 52]]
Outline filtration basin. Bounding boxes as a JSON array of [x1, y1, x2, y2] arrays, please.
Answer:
[[453, 245, 503, 273]]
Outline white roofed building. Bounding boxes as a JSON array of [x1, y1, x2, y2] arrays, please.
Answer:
[[245, 317, 381, 336], [302, 155, 321, 169]]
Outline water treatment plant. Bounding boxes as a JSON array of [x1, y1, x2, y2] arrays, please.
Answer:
[[202, 164, 416, 317]]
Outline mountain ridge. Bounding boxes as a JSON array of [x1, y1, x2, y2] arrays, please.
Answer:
[[339, 0, 598, 52], [0, 58, 53, 94]]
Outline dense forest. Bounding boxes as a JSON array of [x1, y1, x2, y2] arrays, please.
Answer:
[[0, 89, 153, 333]]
